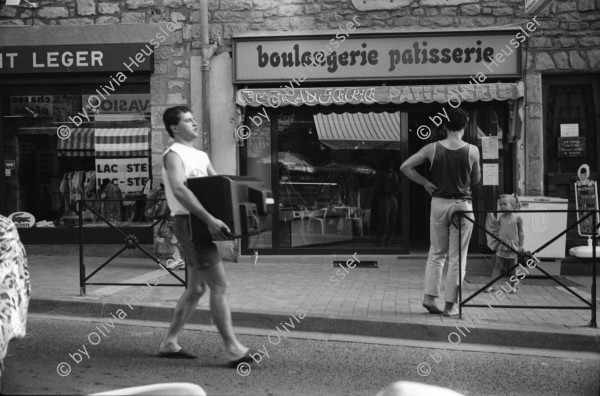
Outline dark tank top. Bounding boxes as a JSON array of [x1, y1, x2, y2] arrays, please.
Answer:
[[430, 142, 473, 200]]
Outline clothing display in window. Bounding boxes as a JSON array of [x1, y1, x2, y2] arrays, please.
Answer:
[[97, 178, 123, 223]]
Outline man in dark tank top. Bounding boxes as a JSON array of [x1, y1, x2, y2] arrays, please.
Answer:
[[400, 107, 481, 316]]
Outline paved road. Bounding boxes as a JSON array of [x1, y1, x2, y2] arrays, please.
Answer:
[[4, 315, 600, 395]]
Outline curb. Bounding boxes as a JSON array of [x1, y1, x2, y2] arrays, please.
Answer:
[[29, 298, 600, 353]]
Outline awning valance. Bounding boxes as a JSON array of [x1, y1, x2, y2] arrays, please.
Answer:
[[57, 128, 95, 157], [94, 128, 150, 157], [236, 82, 524, 108], [314, 112, 400, 150]]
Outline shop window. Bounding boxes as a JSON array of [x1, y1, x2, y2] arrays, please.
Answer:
[[243, 107, 402, 251], [2, 88, 152, 229]]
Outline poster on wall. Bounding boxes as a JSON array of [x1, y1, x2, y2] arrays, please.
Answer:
[[481, 136, 499, 160], [560, 123, 579, 137], [482, 163, 499, 185], [95, 158, 149, 197]]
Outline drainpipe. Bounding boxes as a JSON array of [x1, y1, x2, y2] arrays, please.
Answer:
[[200, 0, 211, 154]]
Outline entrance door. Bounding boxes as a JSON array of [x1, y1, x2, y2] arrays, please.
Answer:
[[405, 102, 513, 253], [543, 74, 600, 246]]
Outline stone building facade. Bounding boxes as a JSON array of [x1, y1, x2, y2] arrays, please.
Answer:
[[1, 0, 599, 256]]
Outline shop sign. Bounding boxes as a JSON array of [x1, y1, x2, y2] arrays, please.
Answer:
[[236, 83, 522, 107], [574, 164, 599, 236], [10, 95, 53, 116], [558, 137, 585, 158], [233, 31, 521, 83], [8, 212, 35, 228], [0, 44, 153, 75], [95, 158, 149, 196], [82, 94, 150, 113]]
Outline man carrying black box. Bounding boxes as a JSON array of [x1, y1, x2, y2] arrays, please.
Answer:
[[158, 105, 259, 367]]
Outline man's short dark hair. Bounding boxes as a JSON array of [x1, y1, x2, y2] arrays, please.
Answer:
[[444, 107, 469, 132], [163, 106, 191, 138]]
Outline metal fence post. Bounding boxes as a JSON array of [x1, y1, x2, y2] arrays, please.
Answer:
[[79, 200, 85, 296]]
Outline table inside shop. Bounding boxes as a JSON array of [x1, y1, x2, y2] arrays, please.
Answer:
[[278, 207, 354, 247]]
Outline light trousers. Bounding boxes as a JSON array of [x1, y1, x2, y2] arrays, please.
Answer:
[[424, 198, 474, 303]]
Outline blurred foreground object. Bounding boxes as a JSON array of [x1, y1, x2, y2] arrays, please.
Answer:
[[376, 381, 464, 396], [91, 382, 207, 396], [0, 215, 31, 388]]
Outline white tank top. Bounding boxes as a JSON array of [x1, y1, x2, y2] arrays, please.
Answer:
[[161, 142, 211, 215]]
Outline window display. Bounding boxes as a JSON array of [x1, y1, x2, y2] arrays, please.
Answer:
[[2, 88, 152, 230], [243, 107, 402, 251]]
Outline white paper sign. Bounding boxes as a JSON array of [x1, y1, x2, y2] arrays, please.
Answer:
[[95, 158, 149, 196], [560, 123, 579, 137], [483, 163, 499, 186], [481, 136, 499, 160]]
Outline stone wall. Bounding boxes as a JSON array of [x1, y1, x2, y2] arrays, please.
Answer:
[[2, 0, 600, 197]]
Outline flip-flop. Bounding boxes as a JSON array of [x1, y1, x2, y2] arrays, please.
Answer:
[[423, 303, 443, 314], [442, 311, 460, 317], [227, 348, 261, 368], [159, 348, 197, 359]]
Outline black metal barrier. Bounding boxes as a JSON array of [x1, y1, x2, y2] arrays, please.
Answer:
[[456, 209, 598, 328], [77, 198, 186, 295]]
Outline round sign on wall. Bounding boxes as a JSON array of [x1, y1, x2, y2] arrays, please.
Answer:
[[8, 212, 36, 228]]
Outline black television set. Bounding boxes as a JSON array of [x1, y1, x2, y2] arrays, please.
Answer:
[[186, 175, 273, 241]]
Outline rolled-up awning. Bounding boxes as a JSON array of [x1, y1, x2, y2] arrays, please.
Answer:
[[94, 128, 150, 157], [314, 112, 400, 150], [57, 128, 95, 157], [236, 81, 524, 108]]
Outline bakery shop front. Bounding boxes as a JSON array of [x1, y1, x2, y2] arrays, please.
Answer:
[[233, 29, 525, 255]]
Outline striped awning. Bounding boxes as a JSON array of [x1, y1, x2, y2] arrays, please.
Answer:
[[57, 128, 95, 157], [313, 112, 401, 150], [94, 128, 150, 157]]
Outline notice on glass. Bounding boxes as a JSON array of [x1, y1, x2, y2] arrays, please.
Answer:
[[481, 136, 499, 159], [483, 163, 499, 185], [560, 123, 579, 137]]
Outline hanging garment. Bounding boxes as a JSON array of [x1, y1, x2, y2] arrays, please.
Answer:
[[68, 172, 78, 205], [99, 182, 123, 223], [83, 171, 96, 200]]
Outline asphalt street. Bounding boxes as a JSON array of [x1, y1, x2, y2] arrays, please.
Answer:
[[3, 315, 600, 396]]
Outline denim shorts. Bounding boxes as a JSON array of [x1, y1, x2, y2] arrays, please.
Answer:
[[172, 215, 221, 269]]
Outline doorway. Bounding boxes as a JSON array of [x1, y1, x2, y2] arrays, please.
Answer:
[[404, 102, 513, 253], [543, 74, 600, 246]]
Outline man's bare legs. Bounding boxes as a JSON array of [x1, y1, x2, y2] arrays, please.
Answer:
[[195, 261, 248, 359], [159, 261, 248, 359], [160, 267, 207, 354]]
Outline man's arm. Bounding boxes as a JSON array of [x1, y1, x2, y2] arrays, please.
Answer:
[[399, 144, 437, 195], [163, 151, 230, 239], [470, 144, 481, 185], [207, 161, 218, 177]]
